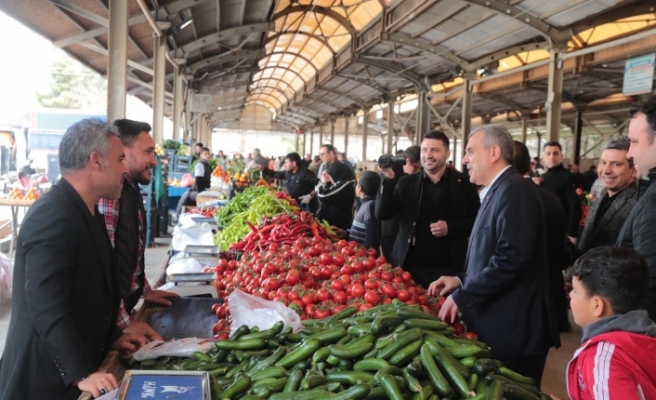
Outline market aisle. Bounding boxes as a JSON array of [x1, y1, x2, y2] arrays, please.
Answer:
[[0, 235, 581, 400]]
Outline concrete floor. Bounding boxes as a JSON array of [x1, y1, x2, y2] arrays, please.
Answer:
[[0, 233, 578, 397]]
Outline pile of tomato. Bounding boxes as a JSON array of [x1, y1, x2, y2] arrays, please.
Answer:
[[207, 236, 456, 338]]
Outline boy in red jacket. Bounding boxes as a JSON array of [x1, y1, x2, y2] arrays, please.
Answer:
[[552, 246, 656, 400]]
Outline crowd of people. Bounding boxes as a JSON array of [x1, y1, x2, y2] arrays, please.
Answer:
[[1, 93, 656, 398]]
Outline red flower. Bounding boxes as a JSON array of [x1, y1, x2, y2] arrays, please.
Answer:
[[575, 187, 583, 196]]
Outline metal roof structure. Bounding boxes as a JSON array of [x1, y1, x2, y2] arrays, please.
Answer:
[[1, 0, 655, 148]]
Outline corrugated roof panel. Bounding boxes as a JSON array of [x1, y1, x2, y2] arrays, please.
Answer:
[[346, 1, 383, 30]]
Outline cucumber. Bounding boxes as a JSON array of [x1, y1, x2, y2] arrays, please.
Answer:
[[301, 375, 328, 390], [192, 351, 211, 362], [388, 339, 424, 366], [460, 355, 478, 368], [397, 307, 443, 321], [425, 338, 472, 378], [486, 380, 504, 400], [485, 375, 540, 396], [406, 360, 424, 377], [378, 328, 422, 360], [325, 383, 370, 400], [328, 342, 374, 359], [380, 374, 404, 400], [428, 339, 473, 398], [324, 306, 358, 326], [248, 366, 287, 381], [252, 377, 288, 391], [347, 333, 376, 348], [230, 325, 250, 340], [474, 358, 500, 375], [284, 370, 303, 392], [404, 318, 448, 330], [371, 315, 406, 333], [326, 371, 374, 386], [305, 327, 348, 344], [373, 366, 404, 384], [420, 344, 452, 397], [348, 324, 373, 337], [238, 321, 284, 341], [403, 367, 422, 393], [270, 388, 333, 400], [248, 346, 288, 373], [276, 339, 322, 369], [220, 375, 251, 399], [312, 347, 331, 364], [366, 386, 387, 400], [447, 344, 491, 359], [469, 372, 479, 391], [215, 338, 266, 350], [423, 332, 460, 348], [354, 358, 390, 372], [499, 367, 537, 386]]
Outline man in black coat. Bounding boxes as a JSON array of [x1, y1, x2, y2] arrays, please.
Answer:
[[514, 141, 571, 333], [617, 95, 656, 321], [0, 119, 147, 400], [430, 125, 560, 387], [537, 141, 582, 244], [263, 152, 318, 212], [579, 136, 638, 255], [376, 130, 479, 288]]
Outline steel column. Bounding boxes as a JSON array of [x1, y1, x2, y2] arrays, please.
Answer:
[[309, 130, 314, 158], [330, 120, 335, 144], [295, 132, 300, 153], [152, 34, 167, 144], [344, 117, 349, 156], [387, 102, 394, 154], [415, 91, 430, 144], [107, 0, 128, 121], [521, 117, 528, 144], [545, 47, 565, 142], [461, 74, 474, 171], [573, 109, 584, 163], [173, 69, 184, 141], [362, 108, 369, 161]]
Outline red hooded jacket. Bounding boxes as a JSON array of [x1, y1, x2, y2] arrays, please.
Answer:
[[567, 310, 656, 400]]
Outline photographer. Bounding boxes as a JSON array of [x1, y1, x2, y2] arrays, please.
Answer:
[[375, 130, 480, 288]]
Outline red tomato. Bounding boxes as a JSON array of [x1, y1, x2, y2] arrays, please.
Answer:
[[364, 291, 380, 305], [382, 284, 397, 298], [359, 303, 374, 311], [332, 291, 347, 304], [340, 265, 353, 275], [368, 270, 381, 280], [332, 254, 345, 267], [317, 289, 331, 302], [340, 274, 352, 285], [227, 260, 237, 270], [331, 280, 345, 291], [367, 248, 378, 257], [351, 261, 364, 273], [341, 246, 354, 256], [362, 258, 376, 270], [402, 271, 412, 282], [211, 303, 220, 314], [351, 283, 365, 298], [216, 333, 229, 340], [315, 308, 331, 319], [380, 271, 394, 282], [396, 289, 411, 302], [305, 304, 317, 318], [265, 277, 280, 290], [301, 293, 316, 306], [321, 265, 333, 279], [287, 290, 300, 301], [364, 279, 378, 290], [285, 270, 300, 286], [465, 331, 479, 340], [452, 322, 465, 335], [212, 321, 224, 334], [319, 253, 333, 265]]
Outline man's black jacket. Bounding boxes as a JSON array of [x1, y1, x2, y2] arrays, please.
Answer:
[[541, 163, 582, 237], [375, 168, 479, 270]]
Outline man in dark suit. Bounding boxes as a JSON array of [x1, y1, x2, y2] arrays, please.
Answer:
[[579, 136, 638, 255], [0, 119, 147, 400], [429, 125, 560, 387], [376, 130, 479, 288]]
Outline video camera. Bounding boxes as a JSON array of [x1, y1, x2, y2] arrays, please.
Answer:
[[377, 155, 406, 169]]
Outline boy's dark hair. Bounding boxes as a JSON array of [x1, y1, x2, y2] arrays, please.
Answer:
[[200, 147, 210, 153], [196, 142, 204, 147], [543, 141, 562, 151], [285, 152, 302, 166], [404, 145, 420, 163], [422, 130, 449, 149], [512, 141, 531, 176], [113, 119, 151, 146], [570, 246, 649, 315], [628, 95, 656, 142]]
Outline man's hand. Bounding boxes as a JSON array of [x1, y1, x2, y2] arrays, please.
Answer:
[[112, 332, 148, 352], [143, 289, 179, 306], [427, 276, 461, 297], [320, 170, 331, 184], [124, 319, 163, 342], [332, 227, 349, 239], [430, 220, 448, 237], [299, 194, 311, 205], [379, 166, 395, 179], [78, 372, 118, 399], [568, 236, 578, 246], [438, 295, 460, 323]]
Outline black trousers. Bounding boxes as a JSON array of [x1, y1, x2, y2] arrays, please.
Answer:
[[499, 352, 549, 389]]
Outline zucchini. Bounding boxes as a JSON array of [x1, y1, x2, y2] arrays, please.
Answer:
[[248, 346, 287, 373], [499, 367, 537, 386], [276, 339, 322, 369], [380, 374, 404, 400], [354, 358, 390, 372], [446, 344, 491, 359], [312, 347, 331, 364], [239, 321, 284, 341], [324, 306, 358, 326], [397, 307, 443, 321], [284, 370, 303, 392], [324, 383, 370, 400], [403, 367, 422, 393], [220, 375, 251, 399], [248, 366, 287, 381], [215, 338, 266, 351], [389, 339, 424, 366], [326, 371, 374, 386], [305, 327, 348, 344], [371, 315, 405, 333], [419, 344, 452, 397], [474, 358, 500, 375], [378, 328, 422, 360], [301, 375, 328, 390], [428, 339, 473, 398], [404, 318, 448, 330], [328, 342, 374, 359], [486, 380, 504, 400]]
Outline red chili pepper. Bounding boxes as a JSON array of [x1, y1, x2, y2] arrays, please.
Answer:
[[311, 222, 320, 239]]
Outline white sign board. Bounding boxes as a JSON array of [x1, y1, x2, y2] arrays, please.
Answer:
[[623, 54, 655, 96]]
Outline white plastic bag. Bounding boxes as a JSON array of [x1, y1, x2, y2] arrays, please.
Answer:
[[171, 222, 215, 251], [132, 338, 214, 361], [0, 252, 13, 304], [227, 289, 303, 336], [166, 258, 206, 275]]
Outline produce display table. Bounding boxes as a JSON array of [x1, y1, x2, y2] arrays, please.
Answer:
[[0, 198, 35, 258]]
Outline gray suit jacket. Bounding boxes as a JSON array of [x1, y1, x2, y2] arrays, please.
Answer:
[[578, 182, 638, 255]]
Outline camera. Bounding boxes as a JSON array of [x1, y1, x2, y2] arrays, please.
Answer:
[[377, 155, 406, 168]]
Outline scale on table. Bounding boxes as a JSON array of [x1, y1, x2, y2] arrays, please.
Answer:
[[117, 370, 211, 400]]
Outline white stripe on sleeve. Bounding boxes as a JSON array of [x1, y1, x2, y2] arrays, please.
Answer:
[[593, 341, 615, 400]]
